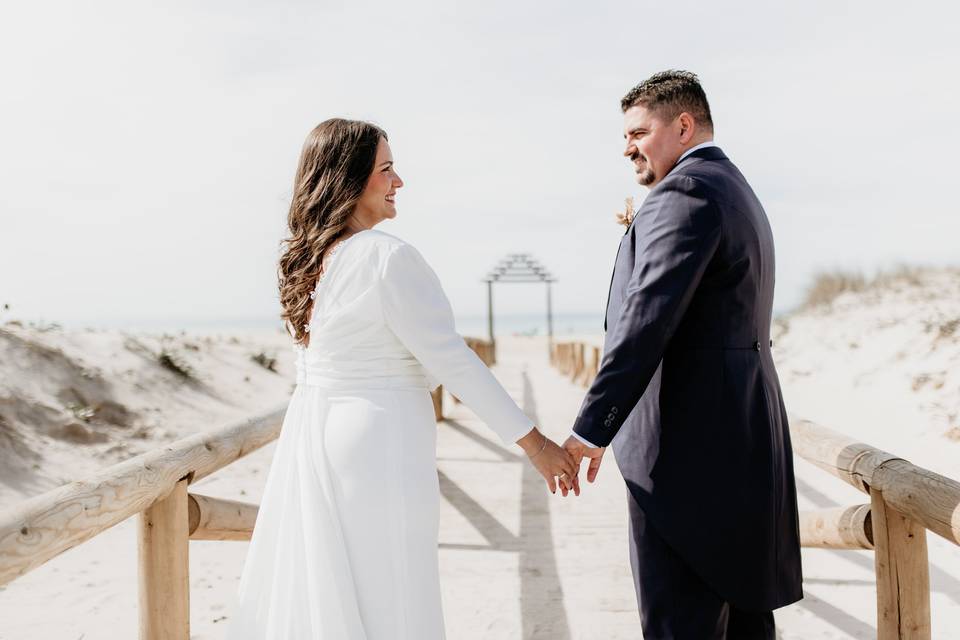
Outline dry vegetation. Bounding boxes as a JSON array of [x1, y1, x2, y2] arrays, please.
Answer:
[[799, 265, 940, 310], [251, 351, 278, 372], [783, 264, 960, 442]]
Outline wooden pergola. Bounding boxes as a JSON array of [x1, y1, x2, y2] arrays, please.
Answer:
[[483, 253, 556, 361]]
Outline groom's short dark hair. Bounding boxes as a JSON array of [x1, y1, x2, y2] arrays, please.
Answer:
[[621, 70, 713, 130]]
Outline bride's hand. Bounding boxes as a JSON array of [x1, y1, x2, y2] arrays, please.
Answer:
[[517, 428, 579, 496]]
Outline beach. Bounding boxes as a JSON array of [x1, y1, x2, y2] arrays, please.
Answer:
[[1, 267, 959, 638]]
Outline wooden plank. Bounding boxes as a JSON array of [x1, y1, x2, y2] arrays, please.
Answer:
[[187, 493, 258, 541], [799, 504, 873, 550], [871, 487, 931, 640], [139, 478, 190, 640]]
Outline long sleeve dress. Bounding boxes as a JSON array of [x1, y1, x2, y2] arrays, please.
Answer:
[[224, 228, 535, 639]]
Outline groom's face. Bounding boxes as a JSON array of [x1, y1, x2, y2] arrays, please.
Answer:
[[623, 105, 682, 188]]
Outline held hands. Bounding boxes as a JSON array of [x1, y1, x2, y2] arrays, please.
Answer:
[[562, 435, 606, 485], [517, 427, 580, 496]]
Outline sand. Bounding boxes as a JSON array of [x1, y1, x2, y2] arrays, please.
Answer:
[[1, 266, 959, 638]]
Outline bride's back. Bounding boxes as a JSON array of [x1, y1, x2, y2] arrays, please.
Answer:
[[294, 229, 434, 390]]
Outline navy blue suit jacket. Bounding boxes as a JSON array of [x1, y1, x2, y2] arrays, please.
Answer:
[[572, 146, 803, 611]]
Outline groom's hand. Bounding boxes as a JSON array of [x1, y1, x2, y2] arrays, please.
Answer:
[[563, 436, 606, 484]]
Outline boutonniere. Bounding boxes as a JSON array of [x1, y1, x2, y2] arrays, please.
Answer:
[[615, 196, 636, 228]]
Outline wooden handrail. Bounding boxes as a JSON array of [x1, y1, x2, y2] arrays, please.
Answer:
[[789, 417, 960, 547], [0, 407, 286, 586]]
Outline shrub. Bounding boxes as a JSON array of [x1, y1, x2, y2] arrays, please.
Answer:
[[158, 349, 193, 379], [251, 352, 278, 373], [800, 271, 867, 309]]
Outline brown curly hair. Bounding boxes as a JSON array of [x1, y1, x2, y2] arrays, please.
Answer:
[[278, 118, 387, 345], [620, 70, 713, 131]]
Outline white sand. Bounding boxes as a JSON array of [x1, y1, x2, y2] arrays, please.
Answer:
[[0, 323, 295, 506], [1, 267, 959, 638]]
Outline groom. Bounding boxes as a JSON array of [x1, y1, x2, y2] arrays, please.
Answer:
[[563, 71, 803, 639]]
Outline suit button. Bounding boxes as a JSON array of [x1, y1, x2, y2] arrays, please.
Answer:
[[754, 340, 761, 351]]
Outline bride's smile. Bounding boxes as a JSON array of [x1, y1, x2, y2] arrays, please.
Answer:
[[353, 138, 403, 226]]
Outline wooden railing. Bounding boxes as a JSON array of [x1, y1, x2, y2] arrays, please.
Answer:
[[0, 336, 494, 639], [0, 407, 285, 639], [550, 340, 959, 640]]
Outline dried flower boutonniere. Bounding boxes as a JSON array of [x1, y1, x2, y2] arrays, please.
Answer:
[[615, 196, 636, 227]]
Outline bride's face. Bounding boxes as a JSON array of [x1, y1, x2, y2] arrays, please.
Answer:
[[354, 137, 403, 226]]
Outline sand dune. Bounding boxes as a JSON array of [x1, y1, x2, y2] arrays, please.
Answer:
[[774, 267, 960, 478], [0, 323, 295, 505]]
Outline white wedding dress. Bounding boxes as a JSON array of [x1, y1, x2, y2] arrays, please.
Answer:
[[224, 229, 535, 639]]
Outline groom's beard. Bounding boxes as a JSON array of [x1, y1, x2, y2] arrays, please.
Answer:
[[630, 151, 656, 186], [637, 167, 655, 186]]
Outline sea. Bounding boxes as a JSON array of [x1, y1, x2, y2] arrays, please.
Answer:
[[25, 311, 606, 339]]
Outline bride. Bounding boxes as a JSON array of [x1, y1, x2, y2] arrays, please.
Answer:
[[224, 118, 578, 639]]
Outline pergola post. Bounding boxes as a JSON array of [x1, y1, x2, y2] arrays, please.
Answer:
[[486, 279, 495, 358]]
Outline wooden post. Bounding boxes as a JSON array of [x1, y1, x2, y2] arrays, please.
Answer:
[[546, 281, 554, 347], [870, 486, 931, 640], [432, 385, 444, 421], [139, 477, 190, 640], [573, 342, 584, 383]]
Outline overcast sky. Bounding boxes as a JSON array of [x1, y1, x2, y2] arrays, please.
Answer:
[[2, 0, 957, 330]]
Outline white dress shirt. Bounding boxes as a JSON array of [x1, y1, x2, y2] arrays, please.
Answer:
[[570, 140, 718, 450], [676, 140, 717, 163]]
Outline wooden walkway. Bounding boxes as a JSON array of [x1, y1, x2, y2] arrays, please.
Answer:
[[437, 336, 639, 639]]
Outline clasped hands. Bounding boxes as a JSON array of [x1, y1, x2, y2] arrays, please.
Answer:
[[517, 427, 606, 496]]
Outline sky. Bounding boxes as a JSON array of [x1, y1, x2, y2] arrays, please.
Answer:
[[1, 0, 958, 331]]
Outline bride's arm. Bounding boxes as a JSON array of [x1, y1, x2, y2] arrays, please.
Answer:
[[379, 242, 579, 493], [379, 243, 535, 445]]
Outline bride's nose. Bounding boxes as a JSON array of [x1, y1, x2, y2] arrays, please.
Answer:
[[394, 173, 404, 189]]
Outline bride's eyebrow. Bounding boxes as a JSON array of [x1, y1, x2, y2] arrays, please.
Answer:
[[379, 160, 394, 169]]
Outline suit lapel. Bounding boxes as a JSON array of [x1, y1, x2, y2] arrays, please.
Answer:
[[602, 146, 726, 332], [603, 223, 632, 332]]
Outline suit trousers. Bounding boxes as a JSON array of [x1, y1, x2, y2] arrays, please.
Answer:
[[627, 490, 776, 640]]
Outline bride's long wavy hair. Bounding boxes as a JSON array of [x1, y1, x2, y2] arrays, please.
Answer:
[[278, 118, 387, 345]]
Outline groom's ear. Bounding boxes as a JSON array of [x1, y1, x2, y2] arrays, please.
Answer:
[[677, 112, 696, 144]]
